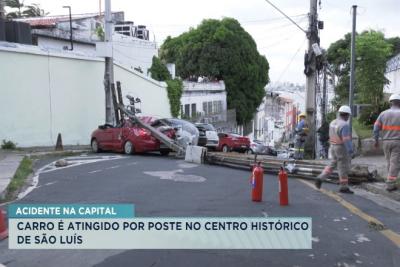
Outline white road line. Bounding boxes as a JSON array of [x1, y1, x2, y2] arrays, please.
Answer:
[[108, 165, 121, 169], [262, 211, 268, 217], [88, 170, 102, 174]]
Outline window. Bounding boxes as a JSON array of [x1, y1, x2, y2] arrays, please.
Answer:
[[191, 104, 197, 117], [184, 104, 190, 117], [208, 102, 213, 114], [203, 102, 208, 115]]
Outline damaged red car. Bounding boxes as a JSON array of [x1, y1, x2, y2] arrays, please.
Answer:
[[90, 117, 175, 156]]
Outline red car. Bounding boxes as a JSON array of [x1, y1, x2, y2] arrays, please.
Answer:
[[90, 117, 175, 156], [217, 133, 250, 153]]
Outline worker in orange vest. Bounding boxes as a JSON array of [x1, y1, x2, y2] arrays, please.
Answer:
[[373, 93, 400, 192], [315, 105, 354, 193]]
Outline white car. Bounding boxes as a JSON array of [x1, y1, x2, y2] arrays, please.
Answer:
[[195, 123, 219, 149]]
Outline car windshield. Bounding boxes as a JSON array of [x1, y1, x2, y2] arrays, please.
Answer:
[[197, 124, 215, 131]]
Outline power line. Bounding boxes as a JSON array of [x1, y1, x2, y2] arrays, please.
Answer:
[[276, 38, 307, 82], [263, 0, 307, 33]]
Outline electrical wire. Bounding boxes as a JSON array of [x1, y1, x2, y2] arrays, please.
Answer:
[[276, 38, 307, 83], [263, 0, 307, 33]]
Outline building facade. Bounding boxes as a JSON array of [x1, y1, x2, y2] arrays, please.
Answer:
[[385, 53, 400, 95], [180, 81, 227, 123]]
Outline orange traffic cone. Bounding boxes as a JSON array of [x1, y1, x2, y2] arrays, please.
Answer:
[[0, 208, 8, 240]]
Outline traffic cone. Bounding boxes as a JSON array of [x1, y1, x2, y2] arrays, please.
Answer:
[[0, 208, 8, 240]]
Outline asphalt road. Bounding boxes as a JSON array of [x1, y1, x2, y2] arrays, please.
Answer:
[[0, 153, 399, 267]]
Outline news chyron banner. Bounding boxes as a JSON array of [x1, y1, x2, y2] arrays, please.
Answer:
[[8, 204, 312, 249]]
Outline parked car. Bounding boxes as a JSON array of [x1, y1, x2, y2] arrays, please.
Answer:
[[151, 118, 199, 148], [195, 123, 219, 149], [247, 140, 277, 156], [195, 125, 208, 147], [90, 117, 175, 155], [217, 133, 250, 153]]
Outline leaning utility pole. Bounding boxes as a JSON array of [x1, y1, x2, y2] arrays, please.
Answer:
[[304, 0, 319, 159], [104, 0, 115, 125], [349, 5, 357, 133]]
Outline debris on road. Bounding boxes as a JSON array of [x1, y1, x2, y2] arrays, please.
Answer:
[[206, 152, 377, 184]]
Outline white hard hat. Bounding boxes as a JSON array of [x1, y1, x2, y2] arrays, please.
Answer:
[[389, 93, 400, 102], [338, 105, 352, 115]]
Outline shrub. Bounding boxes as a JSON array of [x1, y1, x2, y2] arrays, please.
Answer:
[[1, 139, 17, 150]]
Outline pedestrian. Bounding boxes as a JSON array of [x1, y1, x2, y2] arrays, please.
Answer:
[[373, 93, 400, 192], [294, 112, 308, 159], [315, 105, 354, 193]]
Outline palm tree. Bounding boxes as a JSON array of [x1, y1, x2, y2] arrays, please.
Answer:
[[5, 0, 47, 18], [5, 0, 24, 18], [23, 4, 48, 17]]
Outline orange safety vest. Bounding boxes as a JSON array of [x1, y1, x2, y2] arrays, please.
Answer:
[[329, 118, 351, 145]]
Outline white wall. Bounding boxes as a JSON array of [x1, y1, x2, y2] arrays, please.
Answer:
[[38, 37, 96, 55], [0, 44, 171, 147], [385, 70, 400, 95]]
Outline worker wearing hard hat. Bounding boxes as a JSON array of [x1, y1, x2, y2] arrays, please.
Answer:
[[373, 93, 400, 192], [315, 105, 354, 193], [294, 112, 309, 159]]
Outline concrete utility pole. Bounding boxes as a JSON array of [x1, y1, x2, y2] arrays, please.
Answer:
[[0, 0, 5, 19], [349, 5, 357, 132], [304, 0, 319, 159], [104, 0, 115, 125], [321, 64, 327, 124]]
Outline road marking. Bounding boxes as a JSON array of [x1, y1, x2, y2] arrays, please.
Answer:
[[298, 179, 400, 248], [107, 165, 121, 169], [261, 211, 268, 217], [88, 170, 102, 174]]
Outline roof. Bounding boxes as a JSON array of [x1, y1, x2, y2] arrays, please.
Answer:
[[15, 12, 123, 27]]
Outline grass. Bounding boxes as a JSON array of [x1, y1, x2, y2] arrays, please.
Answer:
[[2, 156, 33, 202], [353, 119, 373, 140]]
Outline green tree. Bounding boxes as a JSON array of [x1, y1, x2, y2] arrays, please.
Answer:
[[5, 0, 25, 18], [327, 31, 393, 112], [160, 18, 270, 124], [356, 30, 392, 110], [326, 33, 352, 107], [148, 56, 171, 81], [22, 3, 48, 17], [5, 0, 47, 18]]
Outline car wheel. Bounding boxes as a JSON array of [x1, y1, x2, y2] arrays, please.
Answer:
[[222, 145, 230, 153], [246, 149, 253, 155], [91, 139, 100, 153], [124, 141, 135, 155], [160, 150, 170, 156]]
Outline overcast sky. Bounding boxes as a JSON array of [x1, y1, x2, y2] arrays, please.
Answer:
[[19, 0, 400, 84]]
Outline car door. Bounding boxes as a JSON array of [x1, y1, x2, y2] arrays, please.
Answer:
[[97, 125, 114, 150]]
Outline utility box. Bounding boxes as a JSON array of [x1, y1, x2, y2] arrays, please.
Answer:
[[5, 21, 32, 44], [0, 18, 5, 41]]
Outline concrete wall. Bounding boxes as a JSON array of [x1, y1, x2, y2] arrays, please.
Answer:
[[0, 44, 171, 147]]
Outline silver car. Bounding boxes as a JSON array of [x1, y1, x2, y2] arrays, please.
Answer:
[[195, 123, 219, 149]]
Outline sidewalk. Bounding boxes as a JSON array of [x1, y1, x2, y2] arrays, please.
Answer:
[[352, 155, 400, 201], [0, 150, 24, 199]]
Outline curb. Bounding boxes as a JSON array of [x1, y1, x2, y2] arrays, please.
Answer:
[[360, 182, 400, 202]]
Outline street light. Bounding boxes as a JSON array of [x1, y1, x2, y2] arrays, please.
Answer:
[[63, 6, 73, 51]]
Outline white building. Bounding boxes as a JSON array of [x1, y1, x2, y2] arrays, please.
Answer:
[[0, 41, 171, 147], [18, 12, 157, 74], [180, 81, 227, 124], [385, 53, 400, 95]]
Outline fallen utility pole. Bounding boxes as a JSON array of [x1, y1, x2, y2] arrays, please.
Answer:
[[118, 104, 186, 156], [206, 152, 377, 184], [104, 0, 115, 125]]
